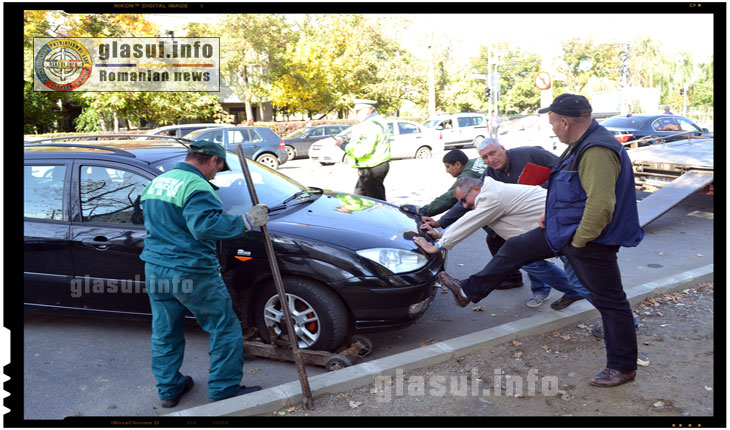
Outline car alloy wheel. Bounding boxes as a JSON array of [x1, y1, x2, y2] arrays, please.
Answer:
[[255, 153, 280, 170], [472, 135, 485, 147], [285, 145, 296, 160], [254, 278, 349, 351]]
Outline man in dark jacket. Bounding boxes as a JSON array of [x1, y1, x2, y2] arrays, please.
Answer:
[[437, 94, 643, 388]]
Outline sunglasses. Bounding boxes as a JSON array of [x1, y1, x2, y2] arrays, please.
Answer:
[[458, 188, 477, 204]]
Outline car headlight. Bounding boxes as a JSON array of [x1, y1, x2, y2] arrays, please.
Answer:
[[356, 248, 428, 274]]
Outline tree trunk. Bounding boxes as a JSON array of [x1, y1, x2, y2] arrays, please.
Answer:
[[113, 110, 119, 132], [98, 111, 107, 131]]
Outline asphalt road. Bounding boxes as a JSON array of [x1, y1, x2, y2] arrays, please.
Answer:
[[22, 150, 715, 419]]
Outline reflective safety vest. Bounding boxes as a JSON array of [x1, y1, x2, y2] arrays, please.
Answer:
[[344, 113, 391, 168]]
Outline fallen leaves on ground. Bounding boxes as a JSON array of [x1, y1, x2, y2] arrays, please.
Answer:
[[637, 358, 650, 367], [472, 306, 485, 312], [511, 340, 523, 347], [349, 401, 363, 408]]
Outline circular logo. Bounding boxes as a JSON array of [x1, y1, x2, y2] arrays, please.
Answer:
[[534, 71, 552, 91], [34, 39, 93, 91]]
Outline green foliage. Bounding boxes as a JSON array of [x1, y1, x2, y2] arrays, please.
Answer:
[[559, 38, 622, 93], [73, 106, 101, 132]]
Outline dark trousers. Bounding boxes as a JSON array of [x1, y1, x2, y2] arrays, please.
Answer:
[[461, 227, 637, 372], [486, 233, 524, 284], [354, 161, 390, 200]]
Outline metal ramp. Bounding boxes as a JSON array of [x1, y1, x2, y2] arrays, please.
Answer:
[[637, 170, 714, 227]]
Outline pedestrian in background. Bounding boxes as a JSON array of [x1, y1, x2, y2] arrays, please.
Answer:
[[335, 99, 391, 200], [140, 140, 269, 407], [437, 94, 643, 388]]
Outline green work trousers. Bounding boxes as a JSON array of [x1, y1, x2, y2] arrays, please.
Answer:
[[145, 263, 244, 400]]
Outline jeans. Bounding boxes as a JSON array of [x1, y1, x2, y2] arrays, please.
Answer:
[[146, 263, 244, 400], [460, 227, 637, 371], [529, 256, 593, 304]]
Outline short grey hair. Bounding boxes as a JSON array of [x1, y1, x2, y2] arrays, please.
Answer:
[[476, 137, 500, 152], [454, 176, 483, 194]]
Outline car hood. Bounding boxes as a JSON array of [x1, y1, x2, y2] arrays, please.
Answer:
[[268, 191, 420, 251]]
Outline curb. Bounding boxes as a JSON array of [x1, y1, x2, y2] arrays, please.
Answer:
[[166, 264, 713, 417]]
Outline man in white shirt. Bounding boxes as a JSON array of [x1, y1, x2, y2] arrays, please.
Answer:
[[414, 176, 590, 308]]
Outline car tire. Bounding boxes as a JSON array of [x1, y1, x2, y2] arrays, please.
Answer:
[[414, 146, 432, 159], [253, 278, 349, 352], [255, 153, 280, 170], [472, 135, 485, 147], [285, 145, 296, 160]]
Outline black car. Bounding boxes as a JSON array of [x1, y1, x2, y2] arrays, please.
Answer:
[[149, 123, 228, 138], [23, 137, 444, 352], [283, 124, 351, 160], [600, 114, 712, 147], [184, 126, 289, 170]]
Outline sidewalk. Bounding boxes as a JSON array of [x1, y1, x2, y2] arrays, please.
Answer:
[[269, 282, 715, 418], [166, 265, 716, 420]]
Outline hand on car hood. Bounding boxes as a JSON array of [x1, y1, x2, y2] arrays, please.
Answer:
[[268, 192, 421, 250]]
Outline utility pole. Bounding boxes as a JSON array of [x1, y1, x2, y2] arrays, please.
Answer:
[[428, 16, 436, 116], [618, 42, 630, 115]]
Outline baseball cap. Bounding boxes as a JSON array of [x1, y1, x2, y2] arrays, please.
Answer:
[[353, 99, 377, 111], [537, 94, 592, 117], [189, 140, 231, 171]]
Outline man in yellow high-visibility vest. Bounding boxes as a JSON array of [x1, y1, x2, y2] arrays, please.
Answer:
[[335, 99, 391, 200]]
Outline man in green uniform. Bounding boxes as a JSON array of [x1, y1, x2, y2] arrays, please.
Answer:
[[335, 99, 391, 200], [140, 140, 269, 407], [399, 149, 485, 217]]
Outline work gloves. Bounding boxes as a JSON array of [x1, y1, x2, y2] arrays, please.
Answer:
[[242, 203, 269, 230], [400, 204, 425, 216]]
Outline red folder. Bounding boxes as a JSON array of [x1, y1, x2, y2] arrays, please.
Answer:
[[517, 163, 552, 186]]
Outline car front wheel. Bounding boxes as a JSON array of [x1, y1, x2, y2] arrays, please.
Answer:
[[253, 278, 349, 352], [255, 153, 280, 169]]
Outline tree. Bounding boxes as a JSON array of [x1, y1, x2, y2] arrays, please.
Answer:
[[217, 14, 294, 121], [558, 38, 622, 93]]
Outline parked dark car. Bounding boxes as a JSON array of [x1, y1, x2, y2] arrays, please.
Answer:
[[184, 126, 288, 169], [283, 124, 351, 160], [23, 138, 444, 352], [600, 114, 712, 147], [149, 123, 228, 138]]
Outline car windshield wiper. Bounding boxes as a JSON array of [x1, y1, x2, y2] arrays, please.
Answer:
[[268, 188, 323, 213]]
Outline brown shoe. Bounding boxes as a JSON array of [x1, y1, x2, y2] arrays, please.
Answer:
[[438, 272, 469, 308], [589, 368, 636, 387]]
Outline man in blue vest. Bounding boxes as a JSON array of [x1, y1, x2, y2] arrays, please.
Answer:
[[437, 94, 643, 388]]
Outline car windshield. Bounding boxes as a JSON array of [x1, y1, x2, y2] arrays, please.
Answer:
[[285, 128, 310, 139], [601, 116, 652, 129], [422, 119, 439, 128], [148, 151, 310, 216]]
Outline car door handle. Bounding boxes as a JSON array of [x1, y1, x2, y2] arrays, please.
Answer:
[[82, 238, 113, 249]]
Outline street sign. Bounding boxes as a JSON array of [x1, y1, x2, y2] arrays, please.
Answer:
[[535, 71, 551, 90]]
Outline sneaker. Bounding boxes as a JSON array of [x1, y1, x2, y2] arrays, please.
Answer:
[[526, 294, 549, 308], [161, 375, 194, 408], [550, 295, 584, 310]]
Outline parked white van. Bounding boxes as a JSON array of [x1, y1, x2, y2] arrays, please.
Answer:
[[422, 113, 489, 148]]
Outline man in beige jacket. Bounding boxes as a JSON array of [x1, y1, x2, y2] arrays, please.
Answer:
[[414, 176, 592, 307]]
